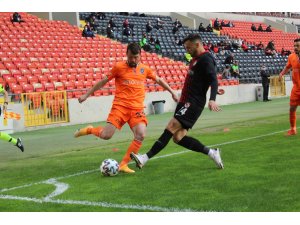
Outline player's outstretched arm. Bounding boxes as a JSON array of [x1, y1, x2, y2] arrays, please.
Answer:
[[78, 76, 109, 103], [155, 76, 179, 102]]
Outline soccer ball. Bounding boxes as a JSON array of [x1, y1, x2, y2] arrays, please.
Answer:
[[100, 159, 119, 177]]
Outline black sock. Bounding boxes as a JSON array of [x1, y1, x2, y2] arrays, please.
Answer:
[[177, 136, 210, 155], [146, 129, 173, 159]]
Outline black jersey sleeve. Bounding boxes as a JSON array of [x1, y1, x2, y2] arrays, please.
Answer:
[[203, 55, 218, 101]]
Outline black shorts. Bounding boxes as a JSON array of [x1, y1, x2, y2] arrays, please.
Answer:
[[174, 102, 204, 129]]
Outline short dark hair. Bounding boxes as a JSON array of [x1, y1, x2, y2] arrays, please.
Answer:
[[127, 42, 141, 55], [182, 34, 202, 44], [294, 38, 300, 43]]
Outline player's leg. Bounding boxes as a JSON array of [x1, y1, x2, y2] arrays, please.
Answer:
[[119, 123, 146, 173], [0, 131, 24, 152], [130, 117, 181, 169], [287, 90, 299, 135], [119, 110, 147, 173], [173, 102, 223, 169], [287, 105, 297, 135], [74, 105, 123, 139], [173, 129, 223, 169]]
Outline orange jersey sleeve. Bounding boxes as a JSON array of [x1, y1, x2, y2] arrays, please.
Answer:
[[110, 62, 155, 109]]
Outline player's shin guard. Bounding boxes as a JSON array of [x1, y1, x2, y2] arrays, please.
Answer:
[[289, 111, 296, 130], [146, 129, 173, 159], [177, 136, 210, 155], [0, 132, 17, 145], [120, 139, 142, 167]]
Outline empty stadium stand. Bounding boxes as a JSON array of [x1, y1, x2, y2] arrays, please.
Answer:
[[0, 12, 192, 100]]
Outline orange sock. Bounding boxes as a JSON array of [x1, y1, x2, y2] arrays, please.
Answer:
[[87, 126, 103, 137], [120, 140, 142, 167], [290, 111, 296, 130]]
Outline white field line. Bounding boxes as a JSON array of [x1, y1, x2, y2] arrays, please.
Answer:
[[0, 194, 198, 212], [0, 128, 289, 211], [0, 128, 288, 194], [43, 179, 69, 201]]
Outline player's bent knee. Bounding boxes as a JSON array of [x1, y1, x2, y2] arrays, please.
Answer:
[[172, 134, 183, 143], [135, 133, 145, 142]]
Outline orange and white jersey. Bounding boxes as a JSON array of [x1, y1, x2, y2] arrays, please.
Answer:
[[286, 53, 300, 90], [107, 61, 156, 109]]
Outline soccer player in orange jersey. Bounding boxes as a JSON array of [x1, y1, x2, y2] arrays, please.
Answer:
[[74, 42, 179, 173], [279, 38, 300, 136]]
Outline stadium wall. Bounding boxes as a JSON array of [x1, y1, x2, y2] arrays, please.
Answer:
[[170, 12, 196, 29], [152, 12, 300, 33], [29, 12, 80, 26], [9, 82, 292, 132], [187, 13, 211, 27]]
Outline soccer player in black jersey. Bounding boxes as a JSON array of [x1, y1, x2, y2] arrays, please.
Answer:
[[131, 34, 224, 169]]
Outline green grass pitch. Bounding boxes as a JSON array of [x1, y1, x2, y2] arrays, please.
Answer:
[[1, 97, 299, 212]]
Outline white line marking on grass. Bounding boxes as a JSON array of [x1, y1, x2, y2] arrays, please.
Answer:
[[0, 194, 198, 212], [43, 179, 69, 201], [0, 170, 98, 193]]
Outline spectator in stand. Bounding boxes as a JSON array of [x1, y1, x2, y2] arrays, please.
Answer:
[[123, 26, 132, 37], [265, 40, 277, 56], [206, 24, 213, 32], [231, 61, 240, 79], [258, 24, 263, 31], [96, 12, 106, 20], [221, 20, 226, 27], [213, 18, 221, 30], [109, 17, 117, 29], [11, 12, 25, 23], [154, 39, 161, 53], [123, 18, 134, 31], [257, 41, 264, 50], [227, 21, 234, 27], [281, 48, 291, 56], [207, 41, 213, 51], [224, 53, 234, 64], [222, 65, 231, 79], [260, 65, 271, 101], [106, 23, 114, 39], [251, 23, 257, 31], [146, 20, 153, 33], [86, 14, 96, 30], [173, 19, 183, 29], [241, 41, 249, 52], [149, 35, 155, 45], [139, 33, 151, 52], [212, 44, 219, 53], [219, 47, 228, 56], [123, 18, 130, 28], [174, 36, 183, 46], [82, 25, 95, 39], [155, 18, 164, 30], [267, 40, 275, 50], [266, 25, 272, 32], [172, 23, 180, 34], [203, 42, 209, 51], [198, 23, 206, 32]]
